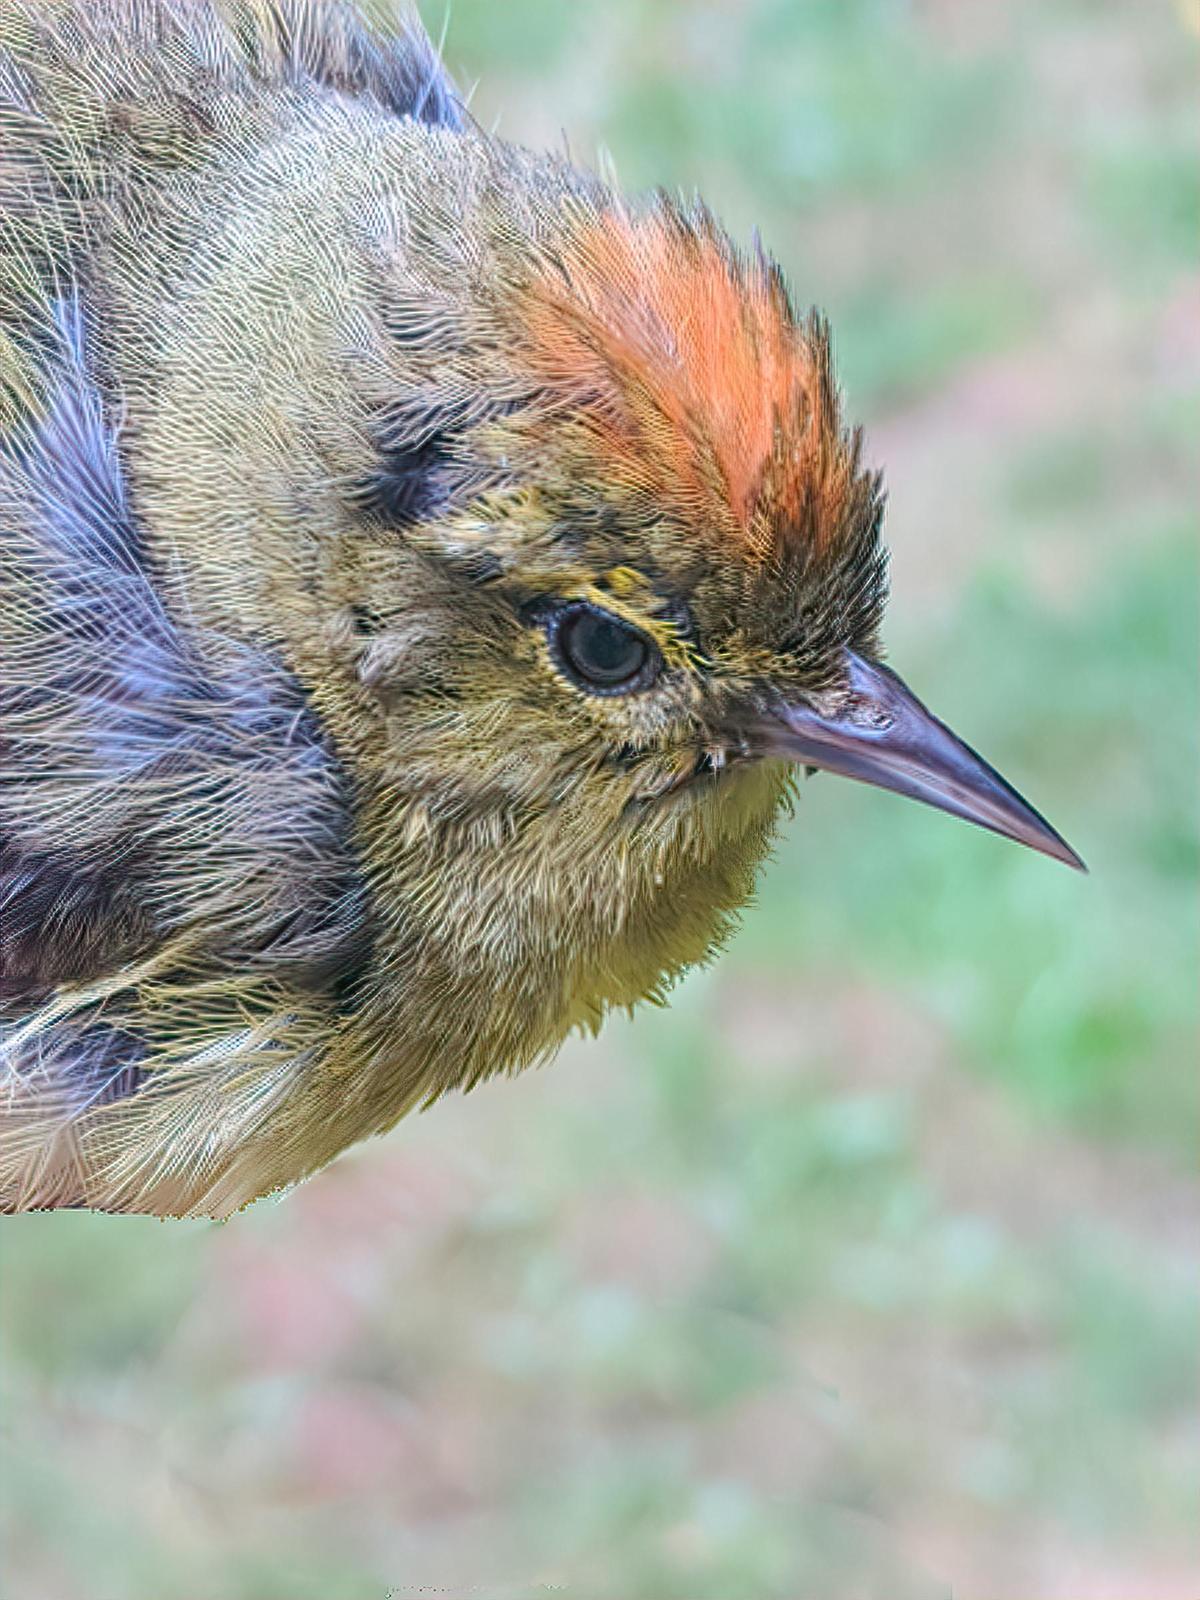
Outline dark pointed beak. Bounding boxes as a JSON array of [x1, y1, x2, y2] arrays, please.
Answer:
[[761, 651, 1085, 870]]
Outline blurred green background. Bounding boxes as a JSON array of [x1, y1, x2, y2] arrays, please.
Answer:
[[2, 1, 1197, 1596]]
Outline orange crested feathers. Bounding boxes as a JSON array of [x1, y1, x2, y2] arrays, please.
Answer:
[[511, 205, 864, 560]]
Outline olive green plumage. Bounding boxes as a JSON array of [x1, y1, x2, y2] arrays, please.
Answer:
[[0, 0, 899, 1215]]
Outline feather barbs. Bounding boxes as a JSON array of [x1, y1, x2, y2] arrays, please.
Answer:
[[510, 205, 861, 562]]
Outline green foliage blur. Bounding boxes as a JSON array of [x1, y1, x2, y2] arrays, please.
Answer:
[[2, 2, 1197, 1595]]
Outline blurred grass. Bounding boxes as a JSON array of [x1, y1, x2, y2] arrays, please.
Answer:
[[2, 0, 1198, 1596]]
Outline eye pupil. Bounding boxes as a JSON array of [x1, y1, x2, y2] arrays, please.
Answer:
[[556, 604, 654, 693]]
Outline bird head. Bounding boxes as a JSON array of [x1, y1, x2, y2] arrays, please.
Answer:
[[333, 200, 1080, 859], [136, 144, 1080, 1024]]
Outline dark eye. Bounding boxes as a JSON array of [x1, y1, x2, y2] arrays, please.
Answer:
[[552, 603, 659, 695]]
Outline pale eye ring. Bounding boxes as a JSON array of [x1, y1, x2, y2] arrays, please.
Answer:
[[549, 602, 661, 696]]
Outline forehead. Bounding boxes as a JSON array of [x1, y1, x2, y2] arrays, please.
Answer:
[[507, 203, 869, 567]]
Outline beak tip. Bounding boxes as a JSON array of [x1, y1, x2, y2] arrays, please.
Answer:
[[1051, 837, 1088, 874], [1022, 810, 1086, 874]]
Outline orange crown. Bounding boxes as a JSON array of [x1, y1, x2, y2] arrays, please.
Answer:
[[512, 205, 864, 560]]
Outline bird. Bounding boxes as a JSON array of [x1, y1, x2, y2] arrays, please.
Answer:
[[0, 0, 1082, 1218]]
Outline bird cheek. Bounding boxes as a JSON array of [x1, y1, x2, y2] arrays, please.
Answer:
[[628, 750, 703, 803]]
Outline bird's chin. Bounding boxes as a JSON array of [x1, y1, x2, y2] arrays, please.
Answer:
[[625, 748, 740, 808], [624, 747, 784, 819]]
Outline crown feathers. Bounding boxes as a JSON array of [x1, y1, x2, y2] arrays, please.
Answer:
[[509, 203, 871, 564]]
